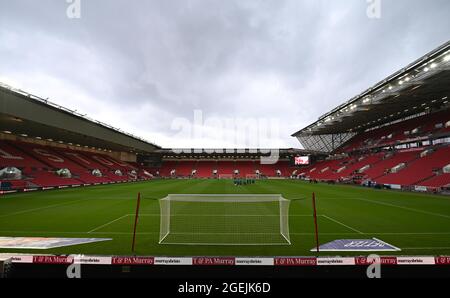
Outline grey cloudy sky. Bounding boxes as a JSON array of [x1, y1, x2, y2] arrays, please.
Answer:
[[1, 0, 449, 148]]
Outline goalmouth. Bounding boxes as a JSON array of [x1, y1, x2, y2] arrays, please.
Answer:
[[159, 194, 291, 246], [218, 174, 234, 179]]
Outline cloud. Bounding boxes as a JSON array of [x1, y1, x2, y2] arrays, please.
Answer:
[[1, 0, 449, 148]]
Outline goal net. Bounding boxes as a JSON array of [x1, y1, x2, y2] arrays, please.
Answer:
[[159, 194, 291, 245], [218, 174, 234, 179]]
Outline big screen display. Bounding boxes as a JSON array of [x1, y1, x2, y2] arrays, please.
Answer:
[[294, 156, 310, 166]]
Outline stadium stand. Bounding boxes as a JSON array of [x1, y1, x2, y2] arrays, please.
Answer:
[[158, 161, 178, 177], [196, 161, 217, 178], [0, 141, 47, 169], [176, 160, 197, 176], [338, 153, 384, 177], [29, 171, 83, 188], [296, 117, 450, 190], [363, 150, 419, 180], [12, 141, 88, 172], [375, 146, 450, 186], [338, 110, 450, 154], [235, 161, 256, 177], [0, 140, 149, 190], [420, 173, 450, 188], [2, 126, 449, 191], [151, 159, 298, 179], [217, 161, 236, 176], [299, 143, 450, 189]]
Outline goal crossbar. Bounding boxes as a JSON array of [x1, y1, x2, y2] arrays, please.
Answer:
[[162, 194, 287, 202]]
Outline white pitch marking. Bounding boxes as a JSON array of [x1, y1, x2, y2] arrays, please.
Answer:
[[401, 247, 450, 250], [0, 198, 88, 218], [2, 230, 450, 238], [321, 214, 365, 235], [134, 214, 313, 217], [87, 214, 131, 233], [354, 198, 450, 220]]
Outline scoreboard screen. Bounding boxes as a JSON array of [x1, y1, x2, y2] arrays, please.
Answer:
[[294, 156, 310, 166]]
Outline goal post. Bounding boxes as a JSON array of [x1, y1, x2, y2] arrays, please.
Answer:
[[218, 174, 234, 179], [159, 194, 291, 245], [245, 174, 258, 179]]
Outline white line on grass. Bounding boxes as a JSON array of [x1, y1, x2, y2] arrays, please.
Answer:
[[370, 232, 450, 235], [0, 198, 88, 219], [159, 242, 291, 246], [401, 247, 450, 250], [134, 214, 313, 217], [354, 198, 450, 220], [87, 214, 131, 234], [321, 215, 365, 235], [3, 230, 450, 238], [89, 232, 356, 236], [88, 231, 450, 236]]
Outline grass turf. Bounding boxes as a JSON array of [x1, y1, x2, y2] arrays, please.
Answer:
[[0, 179, 450, 256]]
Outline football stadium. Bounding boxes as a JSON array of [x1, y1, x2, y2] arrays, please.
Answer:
[[1, 0, 450, 282]]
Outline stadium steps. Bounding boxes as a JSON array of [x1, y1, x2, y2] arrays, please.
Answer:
[[24, 180, 40, 188], [57, 150, 92, 171], [365, 150, 419, 181], [338, 154, 384, 177], [196, 161, 218, 178], [414, 174, 438, 186], [176, 160, 198, 176], [376, 146, 450, 186], [76, 152, 112, 171], [29, 171, 85, 187], [12, 142, 90, 175], [310, 158, 351, 180], [419, 173, 450, 188], [7, 141, 55, 169], [0, 141, 47, 169], [159, 161, 179, 177], [45, 147, 93, 175], [217, 161, 236, 175], [361, 154, 393, 179], [77, 171, 112, 184], [235, 161, 256, 177], [336, 110, 450, 154], [82, 153, 118, 171]]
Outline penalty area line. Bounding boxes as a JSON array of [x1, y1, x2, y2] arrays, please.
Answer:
[[0, 198, 88, 219], [354, 198, 450, 220], [401, 247, 450, 250], [87, 214, 131, 234], [321, 214, 365, 235]]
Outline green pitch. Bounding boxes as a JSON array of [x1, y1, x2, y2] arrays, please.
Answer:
[[0, 179, 450, 256]]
